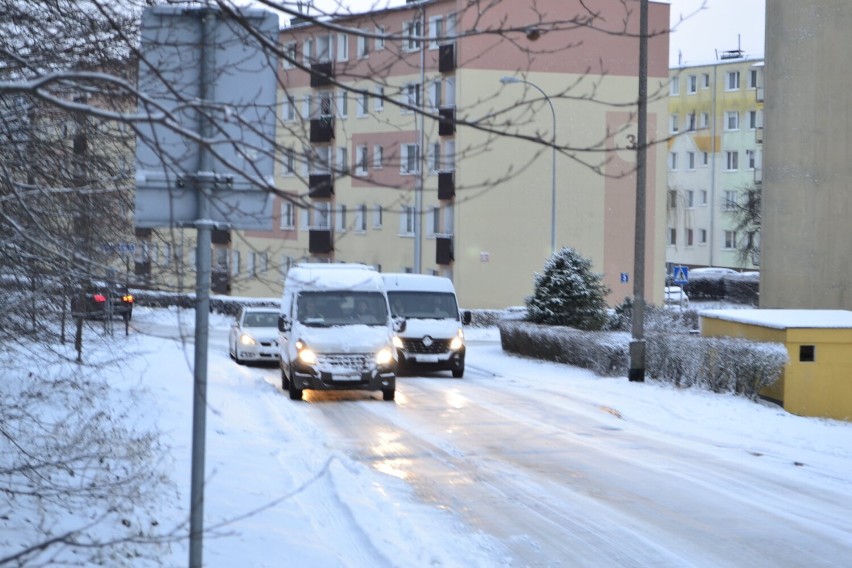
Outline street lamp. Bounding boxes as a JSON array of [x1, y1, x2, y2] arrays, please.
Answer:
[[499, 75, 557, 254]]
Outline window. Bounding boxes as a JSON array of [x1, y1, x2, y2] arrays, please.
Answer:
[[669, 76, 680, 96], [247, 252, 256, 277], [355, 204, 367, 232], [702, 152, 709, 166], [668, 190, 677, 208], [430, 80, 442, 109], [303, 38, 313, 64], [373, 204, 383, 228], [687, 152, 696, 170], [404, 19, 422, 51], [283, 147, 295, 176], [400, 205, 415, 235], [726, 151, 739, 171], [357, 34, 369, 58], [669, 152, 678, 170], [670, 114, 679, 133], [800, 345, 815, 362], [687, 112, 696, 131], [283, 42, 296, 69], [318, 91, 333, 117], [373, 144, 383, 169], [405, 83, 421, 110], [725, 111, 739, 131], [688, 75, 697, 94], [668, 228, 677, 246], [726, 70, 740, 90], [282, 94, 296, 121], [749, 69, 759, 89], [686, 189, 695, 208], [686, 228, 694, 246], [357, 91, 368, 117], [356, 145, 368, 175], [724, 230, 738, 249], [429, 141, 441, 172], [311, 202, 331, 229], [302, 94, 311, 119], [374, 86, 384, 111], [442, 139, 455, 171], [401, 143, 419, 174], [259, 252, 269, 274], [280, 201, 295, 230], [699, 228, 707, 244], [337, 91, 348, 118], [429, 16, 443, 49], [316, 34, 331, 62], [375, 26, 385, 50], [336, 33, 349, 61], [336, 204, 347, 231], [336, 146, 348, 175], [231, 250, 240, 276], [700, 190, 708, 205], [426, 206, 439, 237], [749, 110, 759, 129], [702, 73, 710, 88], [746, 149, 756, 170], [724, 190, 737, 210], [700, 112, 709, 129]]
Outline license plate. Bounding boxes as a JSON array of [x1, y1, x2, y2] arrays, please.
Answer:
[[415, 354, 440, 363], [334, 374, 360, 382]]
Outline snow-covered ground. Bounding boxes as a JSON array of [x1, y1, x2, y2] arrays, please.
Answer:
[[4, 306, 852, 566]]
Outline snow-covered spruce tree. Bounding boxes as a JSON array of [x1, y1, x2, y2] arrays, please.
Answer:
[[525, 247, 611, 330]]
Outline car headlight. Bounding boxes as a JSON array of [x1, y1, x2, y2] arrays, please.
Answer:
[[296, 341, 317, 365], [239, 333, 257, 346], [376, 347, 394, 366], [449, 329, 464, 351], [392, 335, 404, 349]]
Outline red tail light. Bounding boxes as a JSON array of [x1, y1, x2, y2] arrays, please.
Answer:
[[92, 293, 107, 303], [123, 294, 134, 304]]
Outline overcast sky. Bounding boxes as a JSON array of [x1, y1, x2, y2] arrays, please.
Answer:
[[295, 0, 766, 67]]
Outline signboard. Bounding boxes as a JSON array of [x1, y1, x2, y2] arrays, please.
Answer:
[[620, 272, 629, 283], [135, 6, 279, 229], [672, 265, 689, 285]]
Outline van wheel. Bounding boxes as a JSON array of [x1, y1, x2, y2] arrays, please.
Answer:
[[289, 382, 303, 401], [452, 367, 464, 378], [382, 389, 395, 401]]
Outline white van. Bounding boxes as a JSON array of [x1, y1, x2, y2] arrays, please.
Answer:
[[278, 263, 398, 401], [382, 273, 471, 378]]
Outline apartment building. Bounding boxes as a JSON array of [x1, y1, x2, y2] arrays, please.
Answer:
[[227, 0, 670, 309], [761, 1, 852, 309], [665, 55, 764, 273]]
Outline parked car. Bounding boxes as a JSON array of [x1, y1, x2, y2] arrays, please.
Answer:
[[688, 267, 738, 278], [71, 281, 134, 321], [664, 286, 689, 307], [229, 306, 280, 365]]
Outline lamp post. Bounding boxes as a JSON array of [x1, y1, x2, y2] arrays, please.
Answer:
[[500, 76, 557, 254]]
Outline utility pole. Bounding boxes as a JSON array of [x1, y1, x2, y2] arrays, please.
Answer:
[[629, 0, 649, 383]]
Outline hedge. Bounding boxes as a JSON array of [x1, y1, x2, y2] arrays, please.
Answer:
[[498, 320, 787, 400]]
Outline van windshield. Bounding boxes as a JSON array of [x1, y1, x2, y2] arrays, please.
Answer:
[[387, 291, 458, 320], [297, 291, 388, 326]]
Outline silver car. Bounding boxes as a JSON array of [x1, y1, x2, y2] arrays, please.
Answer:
[[229, 306, 280, 364]]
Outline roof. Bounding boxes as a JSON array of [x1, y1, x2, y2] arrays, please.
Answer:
[[699, 309, 852, 330], [382, 273, 456, 293], [285, 263, 383, 293]]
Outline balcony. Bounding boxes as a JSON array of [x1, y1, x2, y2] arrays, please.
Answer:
[[310, 61, 334, 88], [436, 236, 454, 265], [438, 171, 455, 200], [438, 44, 456, 73], [308, 173, 334, 198], [211, 228, 231, 245], [755, 86, 764, 103], [755, 126, 764, 144], [310, 117, 334, 143], [438, 106, 455, 136], [309, 229, 333, 254], [754, 167, 763, 185]]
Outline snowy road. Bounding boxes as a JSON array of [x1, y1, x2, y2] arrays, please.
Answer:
[[132, 310, 852, 567]]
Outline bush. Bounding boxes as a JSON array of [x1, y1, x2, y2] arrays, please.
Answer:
[[605, 297, 699, 334], [498, 320, 787, 400], [526, 248, 610, 330]]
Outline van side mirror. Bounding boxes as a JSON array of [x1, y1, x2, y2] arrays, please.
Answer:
[[278, 314, 291, 332], [393, 317, 406, 333], [461, 310, 472, 325]]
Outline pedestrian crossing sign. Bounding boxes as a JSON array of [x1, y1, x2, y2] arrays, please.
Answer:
[[672, 265, 689, 285]]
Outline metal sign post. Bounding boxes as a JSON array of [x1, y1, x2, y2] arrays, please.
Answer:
[[135, 7, 278, 567]]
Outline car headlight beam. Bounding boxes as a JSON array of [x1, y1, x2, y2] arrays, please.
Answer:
[[239, 333, 257, 346], [376, 347, 394, 366]]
